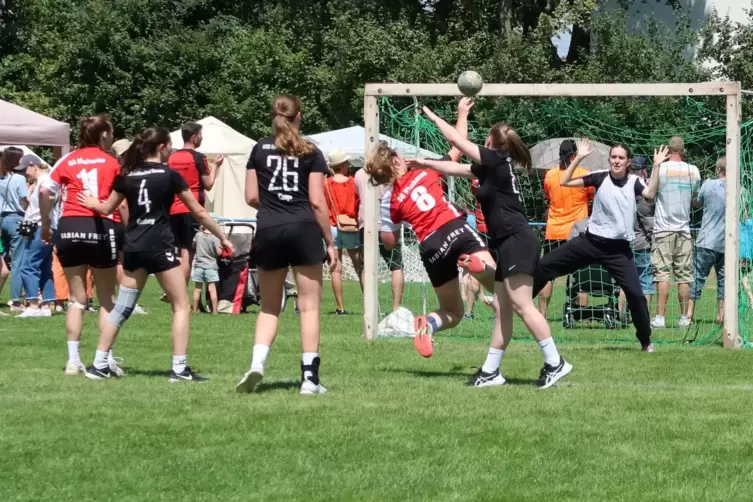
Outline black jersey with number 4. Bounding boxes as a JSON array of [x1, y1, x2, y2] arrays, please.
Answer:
[[470, 146, 529, 243], [112, 162, 189, 252], [247, 137, 329, 230]]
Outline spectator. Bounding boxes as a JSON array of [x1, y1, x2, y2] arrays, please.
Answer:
[[740, 218, 753, 308], [0, 146, 28, 311], [16, 154, 55, 317], [538, 139, 594, 317], [651, 136, 700, 328], [618, 156, 655, 318], [325, 149, 362, 315], [688, 157, 727, 323], [191, 224, 221, 314]]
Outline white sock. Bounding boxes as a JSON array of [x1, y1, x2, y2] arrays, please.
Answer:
[[654, 315, 665, 321], [93, 350, 109, 370], [538, 338, 561, 367], [427, 313, 443, 334], [680, 314, 689, 321], [172, 355, 187, 374], [250, 344, 270, 371], [481, 347, 504, 373], [67, 341, 80, 364], [302, 352, 319, 382]]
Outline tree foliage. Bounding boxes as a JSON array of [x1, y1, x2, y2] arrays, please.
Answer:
[[0, 0, 744, 142]]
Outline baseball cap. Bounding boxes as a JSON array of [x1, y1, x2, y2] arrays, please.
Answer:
[[16, 154, 45, 171], [112, 139, 132, 157]]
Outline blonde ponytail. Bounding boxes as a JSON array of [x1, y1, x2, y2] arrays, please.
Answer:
[[271, 95, 315, 158]]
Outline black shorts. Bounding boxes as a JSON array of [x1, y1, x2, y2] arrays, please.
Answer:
[[56, 216, 122, 269], [543, 239, 567, 255], [419, 218, 486, 288], [253, 222, 325, 271], [123, 248, 181, 275], [359, 228, 403, 271], [493, 228, 541, 281], [171, 213, 199, 250]]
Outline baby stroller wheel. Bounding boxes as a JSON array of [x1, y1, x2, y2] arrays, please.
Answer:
[[562, 311, 576, 329], [604, 313, 617, 329]]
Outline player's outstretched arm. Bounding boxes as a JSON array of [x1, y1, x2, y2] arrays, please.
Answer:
[[446, 98, 475, 162], [422, 106, 482, 164], [77, 190, 125, 216], [407, 158, 475, 179], [641, 145, 668, 201], [178, 189, 234, 254]]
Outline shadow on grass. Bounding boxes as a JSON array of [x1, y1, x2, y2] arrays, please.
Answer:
[[127, 369, 172, 378], [384, 368, 538, 386], [248, 380, 301, 393]]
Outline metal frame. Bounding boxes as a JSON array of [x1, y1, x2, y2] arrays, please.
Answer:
[[363, 82, 742, 348]]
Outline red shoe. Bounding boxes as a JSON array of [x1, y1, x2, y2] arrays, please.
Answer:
[[413, 316, 433, 358], [458, 253, 488, 275]]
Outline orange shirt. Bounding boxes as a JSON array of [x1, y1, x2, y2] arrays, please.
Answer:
[[543, 165, 594, 240], [325, 176, 359, 227]]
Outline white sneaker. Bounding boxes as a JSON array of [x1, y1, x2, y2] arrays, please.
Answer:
[[55, 305, 65, 313], [9, 303, 25, 313], [0, 310, 8, 316], [235, 368, 264, 393], [300, 379, 327, 395], [64, 361, 86, 376], [132, 304, 148, 315], [650, 317, 666, 329], [109, 357, 126, 377], [16, 307, 52, 318], [678, 316, 692, 327]]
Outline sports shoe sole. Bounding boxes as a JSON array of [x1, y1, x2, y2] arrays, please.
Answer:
[[413, 316, 433, 358], [539, 361, 573, 390], [300, 381, 327, 395], [235, 371, 263, 393], [85, 370, 110, 381]]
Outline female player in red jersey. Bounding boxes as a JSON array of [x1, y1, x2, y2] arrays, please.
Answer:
[[364, 99, 496, 358], [411, 106, 572, 389], [40, 115, 126, 377]]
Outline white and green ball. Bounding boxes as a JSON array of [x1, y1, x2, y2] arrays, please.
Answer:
[[457, 71, 484, 97]]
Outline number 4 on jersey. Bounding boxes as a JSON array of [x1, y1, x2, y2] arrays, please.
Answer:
[[138, 179, 151, 213]]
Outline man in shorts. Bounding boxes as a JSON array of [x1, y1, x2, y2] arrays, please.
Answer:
[[651, 136, 700, 328], [354, 165, 404, 313]]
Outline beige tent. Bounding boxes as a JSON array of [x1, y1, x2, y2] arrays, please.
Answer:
[[170, 117, 256, 221], [0, 100, 71, 157]]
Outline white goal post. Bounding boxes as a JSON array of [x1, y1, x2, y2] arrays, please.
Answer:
[[362, 82, 743, 348]]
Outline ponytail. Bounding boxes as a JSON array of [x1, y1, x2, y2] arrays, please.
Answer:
[[271, 95, 315, 158], [121, 127, 171, 174], [488, 123, 532, 171], [122, 134, 146, 174]]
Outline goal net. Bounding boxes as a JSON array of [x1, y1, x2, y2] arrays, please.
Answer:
[[363, 83, 749, 348]]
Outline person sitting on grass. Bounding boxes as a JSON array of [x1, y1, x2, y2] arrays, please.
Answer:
[[191, 223, 222, 314]]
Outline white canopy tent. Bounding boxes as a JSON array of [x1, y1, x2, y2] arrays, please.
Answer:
[[307, 126, 441, 166], [530, 137, 611, 172], [0, 100, 71, 157], [170, 116, 256, 222]]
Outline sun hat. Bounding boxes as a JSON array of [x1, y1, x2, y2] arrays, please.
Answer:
[[327, 148, 351, 167], [112, 139, 132, 157]]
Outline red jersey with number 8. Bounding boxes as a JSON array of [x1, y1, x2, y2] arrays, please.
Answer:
[[380, 168, 462, 242], [48, 147, 121, 221]]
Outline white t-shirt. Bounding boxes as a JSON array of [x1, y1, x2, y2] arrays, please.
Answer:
[[23, 172, 55, 225], [654, 160, 701, 233], [354, 168, 388, 230]]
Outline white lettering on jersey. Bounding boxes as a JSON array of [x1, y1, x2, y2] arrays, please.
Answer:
[[397, 171, 428, 203], [76, 168, 99, 197], [268, 155, 299, 193]]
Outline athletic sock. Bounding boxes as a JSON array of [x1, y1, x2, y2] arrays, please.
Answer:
[[250, 344, 270, 372], [67, 341, 81, 364], [172, 355, 187, 374], [107, 350, 115, 366], [538, 338, 561, 367], [427, 313, 443, 334], [93, 350, 109, 370], [301, 352, 320, 384], [481, 347, 504, 373]]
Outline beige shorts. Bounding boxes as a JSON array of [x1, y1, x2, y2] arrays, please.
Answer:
[[651, 232, 693, 283]]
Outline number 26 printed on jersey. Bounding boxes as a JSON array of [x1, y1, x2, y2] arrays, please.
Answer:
[[268, 155, 299, 193]]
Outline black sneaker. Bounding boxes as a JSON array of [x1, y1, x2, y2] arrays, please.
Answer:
[[169, 366, 209, 383], [334, 309, 348, 316], [536, 358, 573, 389], [467, 368, 506, 387], [85, 365, 112, 380]]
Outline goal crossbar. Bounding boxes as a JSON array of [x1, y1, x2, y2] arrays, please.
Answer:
[[362, 81, 742, 348]]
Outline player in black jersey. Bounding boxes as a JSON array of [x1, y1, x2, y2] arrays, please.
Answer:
[[235, 94, 337, 396], [78, 127, 234, 383], [410, 105, 572, 389]]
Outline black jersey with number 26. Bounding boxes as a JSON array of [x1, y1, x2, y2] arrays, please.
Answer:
[[112, 162, 189, 252], [247, 137, 329, 230]]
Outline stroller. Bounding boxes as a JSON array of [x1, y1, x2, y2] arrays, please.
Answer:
[[561, 264, 624, 329]]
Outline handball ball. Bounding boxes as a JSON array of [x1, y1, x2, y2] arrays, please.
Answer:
[[457, 71, 484, 97]]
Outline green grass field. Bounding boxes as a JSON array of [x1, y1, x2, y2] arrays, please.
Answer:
[[2, 280, 753, 501]]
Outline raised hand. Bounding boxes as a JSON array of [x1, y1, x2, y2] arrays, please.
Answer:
[[458, 97, 475, 115], [213, 154, 225, 167], [421, 106, 439, 122], [576, 138, 594, 158], [406, 158, 427, 171], [653, 145, 669, 166]]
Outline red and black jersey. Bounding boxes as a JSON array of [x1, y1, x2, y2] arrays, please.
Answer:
[[45, 147, 121, 222], [380, 168, 462, 243], [168, 149, 209, 215], [470, 179, 488, 233]]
